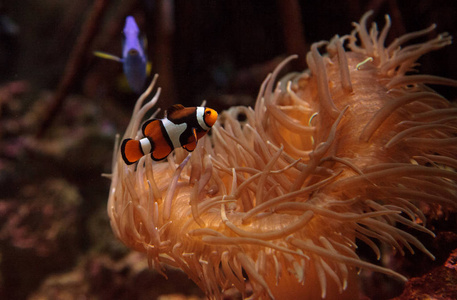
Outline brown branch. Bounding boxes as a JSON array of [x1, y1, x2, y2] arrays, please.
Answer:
[[36, 0, 110, 138], [152, 0, 176, 109], [276, 0, 308, 70]]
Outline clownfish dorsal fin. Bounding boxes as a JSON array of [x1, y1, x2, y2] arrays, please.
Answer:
[[166, 104, 185, 118]]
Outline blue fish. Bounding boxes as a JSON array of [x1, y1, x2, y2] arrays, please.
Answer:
[[94, 16, 147, 94]]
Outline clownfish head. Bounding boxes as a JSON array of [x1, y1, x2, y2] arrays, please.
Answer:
[[203, 108, 218, 127]]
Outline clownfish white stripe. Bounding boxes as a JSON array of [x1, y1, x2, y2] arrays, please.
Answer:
[[196, 107, 210, 131], [162, 119, 187, 149], [140, 137, 151, 155]]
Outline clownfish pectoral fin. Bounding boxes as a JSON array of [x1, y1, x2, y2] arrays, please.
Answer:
[[121, 139, 144, 165], [183, 128, 198, 152], [196, 130, 208, 140], [142, 119, 161, 137], [93, 51, 123, 63]]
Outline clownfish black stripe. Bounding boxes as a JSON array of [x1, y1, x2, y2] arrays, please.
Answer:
[[158, 119, 176, 150]]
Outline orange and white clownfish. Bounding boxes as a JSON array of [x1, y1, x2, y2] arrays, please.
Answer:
[[121, 105, 218, 165]]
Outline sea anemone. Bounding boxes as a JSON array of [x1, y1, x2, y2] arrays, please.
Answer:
[[107, 11, 457, 299]]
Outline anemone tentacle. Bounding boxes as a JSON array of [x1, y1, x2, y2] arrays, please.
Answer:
[[108, 11, 457, 300]]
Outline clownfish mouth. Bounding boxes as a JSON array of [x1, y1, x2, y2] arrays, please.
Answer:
[[107, 11, 457, 300]]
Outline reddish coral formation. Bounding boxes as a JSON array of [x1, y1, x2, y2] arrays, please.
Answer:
[[0, 179, 81, 256], [445, 249, 457, 270], [393, 249, 457, 299]]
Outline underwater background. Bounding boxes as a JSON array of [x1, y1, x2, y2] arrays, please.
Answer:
[[0, 0, 456, 299]]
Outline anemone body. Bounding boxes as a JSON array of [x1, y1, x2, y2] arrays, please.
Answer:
[[107, 11, 457, 299]]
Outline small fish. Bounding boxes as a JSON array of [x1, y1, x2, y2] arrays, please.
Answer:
[[121, 105, 218, 165], [94, 16, 147, 93]]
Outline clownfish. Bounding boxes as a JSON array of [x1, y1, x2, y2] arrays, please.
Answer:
[[121, 105, 218, 165], [94, 16, 147, 94]]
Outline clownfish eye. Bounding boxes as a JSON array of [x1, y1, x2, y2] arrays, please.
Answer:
[[206, 110, 211, 115]]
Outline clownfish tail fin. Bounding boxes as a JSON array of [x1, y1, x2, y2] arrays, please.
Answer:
[[121, 138, 143, 165]]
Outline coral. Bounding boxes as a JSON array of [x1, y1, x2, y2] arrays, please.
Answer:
[[0, 178, 81, 256], [29, 252, 204, 300], [107, 11, 457, 299], [0, 178, 82, 299], [393, 248, 457, 299]]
